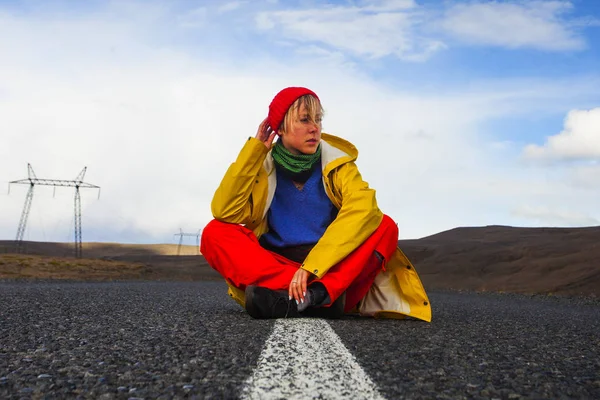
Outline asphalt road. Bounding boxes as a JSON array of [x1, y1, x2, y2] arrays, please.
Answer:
[[1, 281, 598, 399]]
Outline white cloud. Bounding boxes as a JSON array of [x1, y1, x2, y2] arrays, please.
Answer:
[[566, 164, 600, 189], [177, 7, 208, 28], [0, 1, 599, 245], [361, 0, 417, 11], [490, 141, 515, 150], [256, 4, 445, 61], [439, 0, 585, 51], [254, 1, 595, 61], [523, 108, 600, 161], [255, 12, 275, 30], [217, 1, 247, 14], [511, 205, 599, 226]]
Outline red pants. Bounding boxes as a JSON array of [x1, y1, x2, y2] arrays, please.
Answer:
[[200, 215, 399, 312]]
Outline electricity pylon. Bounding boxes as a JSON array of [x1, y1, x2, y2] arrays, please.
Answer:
[[9, 164, 101, 258], [174, 228, 201, 256]]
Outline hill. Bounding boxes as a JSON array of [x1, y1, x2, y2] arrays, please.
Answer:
[[0, 240, 219, 281], [1, 225, 599, 297], [399, 225, 600, 297]]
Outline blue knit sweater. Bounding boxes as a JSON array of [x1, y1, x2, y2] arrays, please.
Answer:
[[261, 164, 339, 248]]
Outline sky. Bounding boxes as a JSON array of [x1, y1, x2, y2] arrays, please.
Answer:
[[1, 0, 599, 244]]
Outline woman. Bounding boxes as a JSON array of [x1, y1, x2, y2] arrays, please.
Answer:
[[200, 87, 431, 321]]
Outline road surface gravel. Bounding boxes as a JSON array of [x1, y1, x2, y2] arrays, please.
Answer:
[[1, 281, 598, 399]]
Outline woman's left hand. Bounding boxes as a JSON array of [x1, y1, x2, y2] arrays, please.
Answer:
[[289, 268, 311, 305]]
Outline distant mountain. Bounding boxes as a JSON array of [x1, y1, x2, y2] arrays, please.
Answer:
[[399, 225, 600, 296], [2, 225, 599, 296]]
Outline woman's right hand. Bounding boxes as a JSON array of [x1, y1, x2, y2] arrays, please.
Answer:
[[255, 118, 277, 149]]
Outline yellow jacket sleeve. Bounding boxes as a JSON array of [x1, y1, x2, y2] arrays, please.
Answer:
[[211, 138, 269, 224], [301, 162, 383, 278]]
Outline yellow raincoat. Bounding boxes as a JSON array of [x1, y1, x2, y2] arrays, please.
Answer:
[[211, 133, 431, 322]]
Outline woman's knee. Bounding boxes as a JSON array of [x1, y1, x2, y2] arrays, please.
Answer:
[[200, 219, 256, 252], [201, 219, 220, 245], [200, 219, 234, 253], [380, 214, 399, 239]]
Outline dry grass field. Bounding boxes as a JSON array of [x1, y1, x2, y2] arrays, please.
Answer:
[[1, 224, 599, 297], [0, 240, 220, 282], [0, 254, 148, 280]]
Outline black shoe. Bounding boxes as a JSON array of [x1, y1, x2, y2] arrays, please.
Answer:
[[303, 292, 346, 320], [245, 285, 300, 319]]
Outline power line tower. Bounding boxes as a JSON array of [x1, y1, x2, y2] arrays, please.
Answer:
[[9, 163, 101, 258], [174, 228, 201, 256]]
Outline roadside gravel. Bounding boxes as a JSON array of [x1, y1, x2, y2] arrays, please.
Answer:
[[1, 281, 598, 399], [331, 290, 600, 399], [0, 281, 270, 399]]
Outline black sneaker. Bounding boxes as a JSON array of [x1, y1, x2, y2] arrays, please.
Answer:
[[245, 285, 300, 319], [303, 292, 346, 320]]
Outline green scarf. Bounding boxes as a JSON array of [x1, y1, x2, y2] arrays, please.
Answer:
[[271, 140, 321, 180]]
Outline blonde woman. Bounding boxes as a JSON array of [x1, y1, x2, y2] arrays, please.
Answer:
[[201, 87, 431, 321]]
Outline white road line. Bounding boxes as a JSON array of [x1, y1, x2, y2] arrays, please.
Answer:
[[241, 318, 386, 400]]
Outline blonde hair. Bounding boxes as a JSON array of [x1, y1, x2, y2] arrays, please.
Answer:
[[279, 95, 324, 134]]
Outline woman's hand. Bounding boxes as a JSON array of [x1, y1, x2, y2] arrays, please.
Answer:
[[255, 118, 277, 149], [289, 268, 311, 305]]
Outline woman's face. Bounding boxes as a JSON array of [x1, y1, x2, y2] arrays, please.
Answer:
[[279, 103, 322, 155]]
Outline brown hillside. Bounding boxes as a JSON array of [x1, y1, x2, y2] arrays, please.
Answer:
[[0, 240, 220, 281], [399, 225, 600, 297], [1, 225, 599, 297], [0, 241, 199, 257]]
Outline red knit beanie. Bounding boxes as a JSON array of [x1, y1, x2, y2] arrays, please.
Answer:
[[268, 87, 319, 134]]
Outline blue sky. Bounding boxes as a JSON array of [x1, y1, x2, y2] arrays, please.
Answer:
[[1, 0, 599, 244]]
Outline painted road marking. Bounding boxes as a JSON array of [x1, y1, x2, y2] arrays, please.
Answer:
[[241, 318, 385, 400]]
